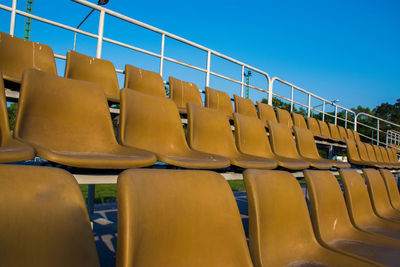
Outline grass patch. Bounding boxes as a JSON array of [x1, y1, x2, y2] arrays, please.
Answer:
[[227, 180, 246, 191]]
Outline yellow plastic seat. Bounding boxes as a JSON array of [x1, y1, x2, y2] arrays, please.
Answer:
[[353, 130, 361, 141], [234, 113, 308, 170], [318, 120, 342, 142], [65, 50, 120, 103], [15, 69, 157, 169], [363, 169, 400, 221], [233, 94, 257, 117], [0, 70, 34, 162], [116, 169, 253, 267], [364, 143, 385, 168], [292, 111, 307, 128], [0, 164, 99, 267], [340, 169, 400, 240], [293, 126, 350, 169], [356, 141, 382, 168], [0, 31, 57, 86], [346, 128, 355, 140], [305, 170, 400, 267], [275, 107, 293, 128], [169, 76, 203, 114], [328, 123, 344, 141], [345, 138, 374, 167], [244, 169, 376, 267], [267, 121, 319, 169], [373, 145, 392, 169], [187, 103, 277, 169], [380, 146, 394, 169], [388, 148, 400, 169], [124, 64, 166, 97], [380, 169, 400, 212], [205, 86, 233, 119], [256, 101, 277, 125], [338, 125, 349, 140], [306, 116, 326, 140], [119, 89, 230, 169]]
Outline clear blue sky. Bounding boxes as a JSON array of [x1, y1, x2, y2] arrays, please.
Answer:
[[0, 0, 399, 112]]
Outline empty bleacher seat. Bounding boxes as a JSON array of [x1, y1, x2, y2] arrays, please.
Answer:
[[0, 31, 57, 88], [119, 89, 230, 169], [169, 76, 203, 114], [0, 164, 99, 266], [364, 143, 385, 168], [244, 169, 375, 267], [353, 130, 361, 141], [356, 140, 382, 168], [340, 169, 400, 240], [65, 50, 120, 103], [388, 148, 400, 169], [0, 70, 34, 162], [256, 101, 277, 125], [345, 138, 374, 167], [305, 170, 400, 266], [187, 103, 277, 169], [318, 120, 341, 142], [346, 128, 356, 140], [205, 86, 233, 119], [338, 125, 349, 140], [306, 116, 326, 140], [275, 107, 293, 128], [379, 169, 400, 211], [380, 146, 395, 169], [124, 64, 166, 97], [14, 69, 156, 169], [373, 145, 392, 169], [291, 111, 307, 128], [293, 126, 350, 169], [233, 113, 308, 170], [116, 169, 253, 267], [233, 94, 258, 117], [363, 169, 400, 221], [328, 123, 345, 142]]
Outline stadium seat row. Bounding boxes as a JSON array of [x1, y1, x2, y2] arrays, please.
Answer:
[[1, 164, 400, 266]]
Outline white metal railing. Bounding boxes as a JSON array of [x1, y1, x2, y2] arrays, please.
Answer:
[[0, 0, 395, 138], [387, 130, 400, 148]]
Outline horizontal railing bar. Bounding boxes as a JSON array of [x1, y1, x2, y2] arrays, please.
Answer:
[[163, 56, 207, 73], [102, 37, 161, 58], [356, 112, 400, 128]]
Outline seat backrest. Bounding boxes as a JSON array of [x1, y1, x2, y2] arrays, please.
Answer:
[[304, 170, 356, 242], [187, 103, 239, 158], [353, 130, 361, 141], [338, 125, 349, 140], [328, 123, 342, 140], [15, 69, 118, 152], [317, 120, 331, 138], [356, 141, 371, 162], [363, 169, 395, 216], [340, 169, 378, 227], [233, 113, 275, 159], [379, 146, 391, 164], [244, 169, 321, 267], [119, 88, 190, 154], [233, 94, 257, 117], [379, 169, 400, 210], [386, 147, 398, 164], [345, 138, 363, 164], [205, 87, 233, 117], [389, 148, 399, 163], [0, 69, 11, 145], [65, 50, 120, 101], [124, 64, 166, 97], [292, 112, 307, 128], [293, 126, 321, 160], [117, 169, 253, 267], [256, 101, 277, 124], [306, 116, 322, 136], [169, 77, 203, 110], [267, 120, 302, 159], [346, 128, 355, 139], [0, 31, 57, 84], [275, 107, 293, 128], [0, 164, 99, 267], [365, 143, 379, 162], [373, 145, 385, 163]]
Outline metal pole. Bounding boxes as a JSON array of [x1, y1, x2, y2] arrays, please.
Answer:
[[206, 51, 211, 87], [159, 33, 165, 76], [268, 77, 273, 106], [334, 105, 338, 125], [377, 120, 380, 145], [9, 0, 17, 36], [322, 102, 325, 121], [290, 86, 294, 112], [240, 65, 244, 97], [345, 111, 348, 128], [96, 9, 105, 58], [307, 94, 311, 117]]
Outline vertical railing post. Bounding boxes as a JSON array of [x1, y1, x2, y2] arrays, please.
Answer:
[[290, 86, 294, 112], [9, 0, 17, 36], [240, 65, 245, 97], [159, 33, 165, 76], [345, 111, 348, 128], [267, 78, 273, 106], [334, 105, 338, 125], [307, 94, 311, 117], [322, 101, 326, 121], [206, 51, 211, 87], [96, 9, 105, 59], [376, 120, 380, 145]]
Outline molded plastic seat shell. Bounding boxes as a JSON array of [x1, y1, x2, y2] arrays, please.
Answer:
[[64, 50, 120, 103], [124, 64, 166, 97], [353, 131, 361, 141], [256, 101, 277, 125], [346, 128, 356, 140], [364, 143, 385, 168], [306, 116, 326, 139], [187, 103, 277, 169], [338, 125, 349, 140], [340, 169, 400, 240], [345, 138, 374, 167], [244, 169, 376, 267], [233, 94, 257, 117], [169, 76, 203, 114], [293, 126, 350, 169], [116, 169, 253, 267], [292, 112, 307, 128], [363, 169, 400, 222], [380, 146, 395, 169], [15, 69, 157, 169], [305, 170, 400, 267], [234, 113, 308, 170], [119, 89, 230, 169], [373, 145, 392, 169], [0, 70, 34, 162], [356, 141, 382, 168], [275, 107, 293, 128], [380, 169, 400, 211], [0, 165, 100, 267], [318, 120, 341, 142], [205, 86, 233, 119], [0, 31, 57, 84], [329, 123, 345, 141], [387, 148, 400, 169]]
